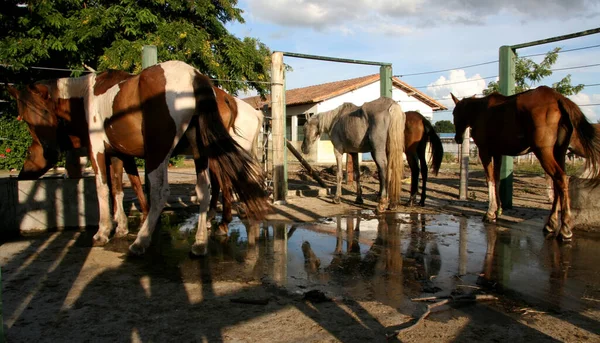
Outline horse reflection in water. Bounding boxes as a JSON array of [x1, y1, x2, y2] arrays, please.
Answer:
[[301, 214, 441, 305]]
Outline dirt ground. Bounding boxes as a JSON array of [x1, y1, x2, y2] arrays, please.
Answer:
[[1, 162, 598, 342]]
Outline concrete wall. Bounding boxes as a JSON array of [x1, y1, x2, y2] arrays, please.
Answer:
[[0, 176, 99, 237]]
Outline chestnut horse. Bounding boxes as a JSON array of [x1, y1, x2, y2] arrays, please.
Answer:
[[8, 60, 269, 255], [451, 86, 600, 241], [404, 111, 444, 207]]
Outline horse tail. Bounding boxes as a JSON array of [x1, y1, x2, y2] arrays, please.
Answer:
[[193, 71, 270, 220], [422, 117, 443, 176], [386, 102, 406, 207], [558, 94, 600, 180]]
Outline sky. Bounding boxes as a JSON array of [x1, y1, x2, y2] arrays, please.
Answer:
[[226, 0, 600, 123]]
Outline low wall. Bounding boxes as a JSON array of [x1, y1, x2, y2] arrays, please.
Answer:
[[0, 176, 99, 237], [568, 175, 600, 232]]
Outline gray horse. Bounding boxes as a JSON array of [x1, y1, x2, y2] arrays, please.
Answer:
[[301, 97, 406, 212]]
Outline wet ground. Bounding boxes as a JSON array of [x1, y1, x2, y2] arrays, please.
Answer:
[[2, 208, 599, 342]]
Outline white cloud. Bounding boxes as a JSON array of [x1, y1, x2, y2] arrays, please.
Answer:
[[243, 0, 600, 33], [426, 69, 488, 109], [570, 92, 600, 123]]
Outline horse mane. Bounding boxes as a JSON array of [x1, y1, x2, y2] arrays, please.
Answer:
[[316, 102, 358, 134]]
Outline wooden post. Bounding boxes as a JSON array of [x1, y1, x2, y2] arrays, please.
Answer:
[[142, 45, 157, 204], [271, 52, 287, 203], [286, 140, 328, 188], [499, 45, 516, 209], [459, 128, 470, 200]]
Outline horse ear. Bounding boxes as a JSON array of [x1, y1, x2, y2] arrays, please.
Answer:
[[450, 93, 460, 104], [304, 112, 310, 121]]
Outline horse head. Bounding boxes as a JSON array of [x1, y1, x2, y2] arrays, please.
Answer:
[[301, 113, 319, 154], [450, 93, 469, 144], [7, 83, 64, 179]]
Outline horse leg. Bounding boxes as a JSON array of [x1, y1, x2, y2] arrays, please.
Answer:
[[91, 152, 114, 245], [538, 149, 572, 241], [492, 155, 503, 218], [129, 160, 171, 255], [216, 182, 233, 236], [208, 170, 220, 221], [110, 156, 129, 238], [351, 152, 363, 204], [418, 143, 428, 207], [405, 152, 419, 207], [372, 149, 389, 213], [192, 157, 212, 256], [123, 156, 149, 225], [333, 149, 343, 204], [480, 154, 498, 222]]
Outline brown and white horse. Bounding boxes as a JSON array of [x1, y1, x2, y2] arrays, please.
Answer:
[[8, 60, 269, 255]]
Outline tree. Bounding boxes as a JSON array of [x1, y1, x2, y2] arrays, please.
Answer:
[[0, 0, 271, 96], [483, 47, 584, 96], [434, 120, 455, 133]]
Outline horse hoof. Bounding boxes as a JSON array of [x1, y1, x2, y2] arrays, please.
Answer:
[[207, 209, 217, 221], [128, 243, 146, 256], [333, 197, 341, 204], [559, 229, 573, 242], [113, 229, 129, 238], [482, 215, 496, 223], [191, 243, 208, 256], [92, 234, 110, 246], [419, 202, 425, 207], [214, 223, 229, 236], [543, 224, 555, 234], [355, 197, 364, 205]]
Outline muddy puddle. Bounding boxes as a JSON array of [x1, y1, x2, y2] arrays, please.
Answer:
[[96, 210, 600, 314]]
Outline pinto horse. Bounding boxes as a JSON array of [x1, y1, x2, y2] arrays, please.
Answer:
[[301, 98, 406, 212], [404, 111, 444, 207], [8, 60, 269, 255], [451, 86, 600, 241]]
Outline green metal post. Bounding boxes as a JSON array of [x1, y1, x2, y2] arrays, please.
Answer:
[[142, 46, 157, 203], [380, 65, 393, 98], [499, 45, 516, 209]]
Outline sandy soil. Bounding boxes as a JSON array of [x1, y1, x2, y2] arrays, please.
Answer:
[[1, 162, 598, 342]]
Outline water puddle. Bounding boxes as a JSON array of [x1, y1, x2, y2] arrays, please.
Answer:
[[121, 211, 600, 313]]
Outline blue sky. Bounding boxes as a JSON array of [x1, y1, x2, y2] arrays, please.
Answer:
[[226, 0, 600, 123]]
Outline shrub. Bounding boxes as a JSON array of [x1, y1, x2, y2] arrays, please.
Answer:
[[0, 116, 32, 170]]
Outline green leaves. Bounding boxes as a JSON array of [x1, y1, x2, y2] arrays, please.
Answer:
[[1, 0, 271, 95], [484, 47, 584, 96]]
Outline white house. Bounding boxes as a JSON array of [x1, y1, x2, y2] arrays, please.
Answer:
[[244, 74, 447, 164]]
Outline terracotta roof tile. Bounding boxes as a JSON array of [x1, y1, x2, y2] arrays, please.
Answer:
[[243, 74, 446, 111]]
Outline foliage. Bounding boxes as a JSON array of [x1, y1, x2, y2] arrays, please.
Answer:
[[0, 115, 31, 170], [434, 120, 455, 133], [484, 47, 584, 96], [442, 152, 456, 163], [0, 0, 272, 96]]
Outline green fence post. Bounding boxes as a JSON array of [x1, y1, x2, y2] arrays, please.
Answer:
[[142, 46, 157, 204], [498, 45, 516, 209], [380, 65, 393, 98]]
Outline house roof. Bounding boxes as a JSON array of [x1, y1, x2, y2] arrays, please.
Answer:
[[242, 74, 447, 111]]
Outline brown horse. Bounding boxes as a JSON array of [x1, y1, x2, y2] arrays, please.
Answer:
[[451, 86, 600, 241], [404, 111, 444, 207], [8, 61, 269, 255]]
